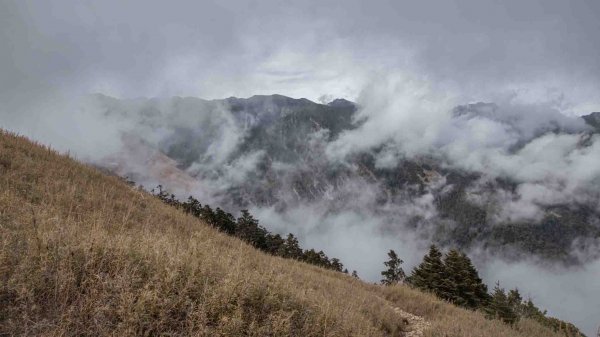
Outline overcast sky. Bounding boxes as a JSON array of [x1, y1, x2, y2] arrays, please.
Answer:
[[2, 0, 600, 113]]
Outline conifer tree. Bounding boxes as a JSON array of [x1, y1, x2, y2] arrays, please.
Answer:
[[265, 233, 285, 255], [437, 250, 490, 309], [302, 249, 331, 268], [331, 258, 344, 272], [485, 282, 519, 325], [407, 244, 444, 293], [381, 249, 405, 285], [459, 252, 490, 308], [236, 210, 268, 250], [279, 233, 303, 259], [520, 298, 546, 320], [351, 270, 359, 279], [201, 204, 216, 226], [439, 249, 465, 305], [507, 288, 523, 316], [150, 187, 348, 274], [183, 196, 202, 217], [214, 207, 236, 234]]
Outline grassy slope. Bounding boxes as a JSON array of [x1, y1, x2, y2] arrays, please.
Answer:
[[0, 131, 566, 337]]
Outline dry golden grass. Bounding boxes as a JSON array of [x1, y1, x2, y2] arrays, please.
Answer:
[[0, 130, 567, 337]]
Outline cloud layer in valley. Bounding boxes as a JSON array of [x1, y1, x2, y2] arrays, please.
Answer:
[[2, 0, 600, 334]]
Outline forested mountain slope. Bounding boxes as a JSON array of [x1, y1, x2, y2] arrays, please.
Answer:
[[93, 94, 600, 263]]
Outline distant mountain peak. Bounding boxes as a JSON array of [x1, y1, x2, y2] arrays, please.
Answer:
[[582, 112, 600, 130], [327, 98, 355, 108]]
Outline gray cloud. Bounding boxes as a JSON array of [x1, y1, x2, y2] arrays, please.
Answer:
[[327, 73, 600, 224], [480, 255, 600, 337], [2, 1, 600, 335], [2, 0, 600, 106]]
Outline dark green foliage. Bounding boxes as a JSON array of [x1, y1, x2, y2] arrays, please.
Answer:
[[151, 186, 344, 272], [236, 210, 269, 250], [331, 258, 344, 272], [407, 245, 444, 292], [406, 246, 582, 336], [278, 234, 303, 259], [486, 207, 600, 262], [460, 252, 490, 308], [437, 249, 462, 303], [507, 288, 523, 315], [380, 250, 405, 285], [439, 250, 489, 309], [264, 233, 285, 255], [214, 208, 237, 235], [301, 249, 339, 271], [302, 249, 325, 267], [408, 247, 488, 309], [182, 196, 202, 217], [485, 283, 519, 325], [436, 186, 488, 248]]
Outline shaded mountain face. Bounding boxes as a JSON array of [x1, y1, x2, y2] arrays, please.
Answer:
[[92, 94, 600, 264], [582, 112, 600, 131]]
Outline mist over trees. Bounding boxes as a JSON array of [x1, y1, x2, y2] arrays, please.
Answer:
[[151, 185, 345, 272]]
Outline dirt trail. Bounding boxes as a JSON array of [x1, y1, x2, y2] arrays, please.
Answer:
[[377, 295, 430, 337], [392, 307, 430, 337]]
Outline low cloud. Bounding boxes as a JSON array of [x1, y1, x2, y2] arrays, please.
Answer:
[[480, 256, 600, 336], [2, 1, 600, 334]]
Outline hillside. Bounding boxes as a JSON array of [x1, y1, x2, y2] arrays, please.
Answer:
[[0, 132, 577, 336]]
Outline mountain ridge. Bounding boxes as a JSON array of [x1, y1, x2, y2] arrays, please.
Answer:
[[89, 93, 600, 265]]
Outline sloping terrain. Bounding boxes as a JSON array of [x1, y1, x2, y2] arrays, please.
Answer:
[[0, 131, 571, 336]]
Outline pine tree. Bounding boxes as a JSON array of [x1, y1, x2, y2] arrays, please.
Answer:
[[331, 258, 344, 272], [485, 282, 519, 325], [302, 249, 331, 268], [507, 288, 523, 316], [380, 249, 405, 285], [151, 187, 348, 275], [265, 233, 285, 255], [439, 249, 464, 305], [236, 210, 268, 250], [214, 207, 236, 234], [407, 244, 444, 293], [279, 233, 303, 259], [351, 270, 359, 279], [182, 196, 202, 217], [520, 298, 546, 320], [459, 252, 490, 308], [200, 204, 216, 227], [422, 249, 490, 310]]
